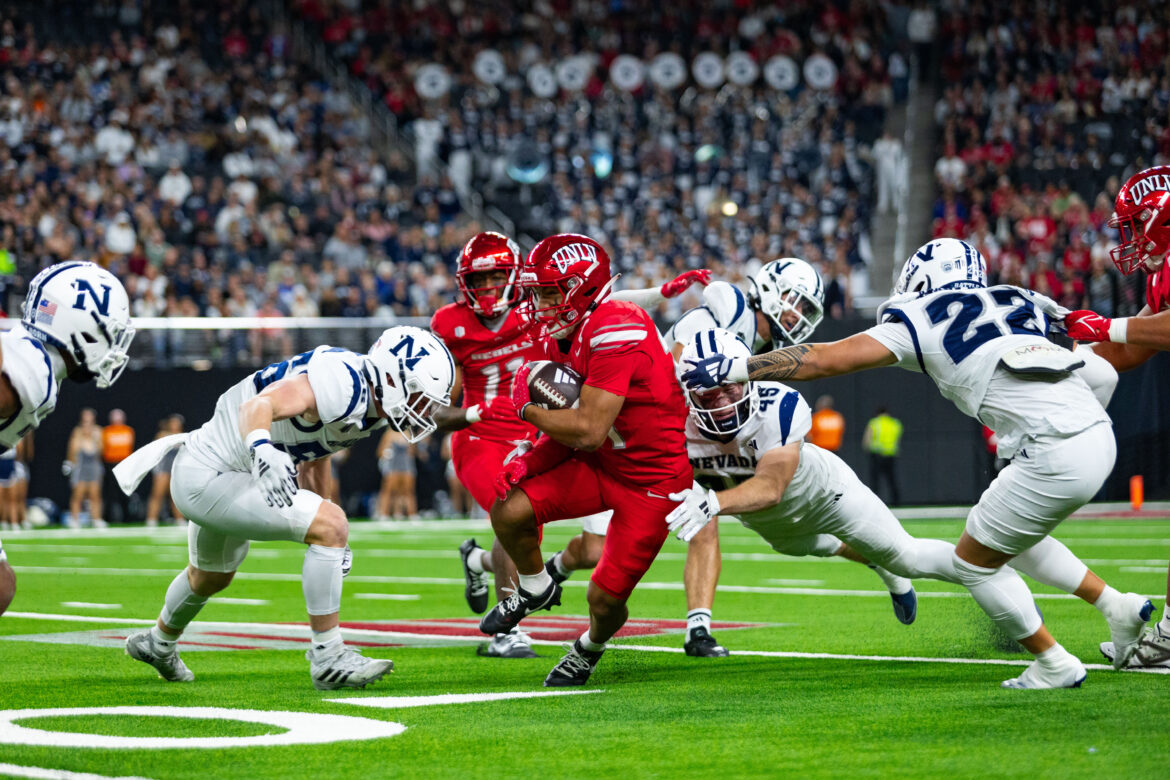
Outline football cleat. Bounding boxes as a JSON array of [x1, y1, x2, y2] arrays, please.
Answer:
[[341, 544, 353, 578], [1001, 656, 1086, 689], [1104, 594, 1155, 669], [890, 587, 918, 625], [459, 538, 490, 614], [479, 580, 562, 635], [544, 555, 568, 584], [125, 631, 194, 682], [684, 627, 730, 658], [1136, 622, 1170, 667], [307, 644, 394, 691], [477, 628, 539, 659], [544, 640, 603, 687]]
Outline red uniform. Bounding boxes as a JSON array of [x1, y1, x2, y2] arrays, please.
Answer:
[[1146, 265, 1170, 313], [518, 300, 692, 599], [431, 303, 543, 510]]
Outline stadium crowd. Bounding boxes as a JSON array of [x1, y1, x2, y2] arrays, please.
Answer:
[[930, 0, 1170, 317], [297, 0, 909, 319]]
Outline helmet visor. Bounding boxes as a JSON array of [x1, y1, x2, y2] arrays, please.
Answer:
[[771, 288, 824, 345], [1108, 211, 1149, 275]]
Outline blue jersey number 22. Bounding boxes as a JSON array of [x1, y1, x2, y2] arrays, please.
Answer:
[[924, 290, 1046, 365]]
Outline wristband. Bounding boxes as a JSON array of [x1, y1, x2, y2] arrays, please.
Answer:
[[465, 405, 482, 424], [246, 428, 272, 449], [708, 490, 721, 516], [1109, 317, 1129, 344], [517, 402, 534, 421]]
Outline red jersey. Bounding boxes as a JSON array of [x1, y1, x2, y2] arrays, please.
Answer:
[[431, 302, 543, 443], [544, 300, 691, 488], [1145, 265, 1170, 313]]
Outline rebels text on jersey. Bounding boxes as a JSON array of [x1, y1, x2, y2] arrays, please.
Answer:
[[184, 346, 386, 473], [543, 300, 690, 488], [0, 325, 62, 449], [431, 302, 543, 442]]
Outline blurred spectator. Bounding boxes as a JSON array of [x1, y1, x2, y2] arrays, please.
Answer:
[[101, 409, 136, 524], [809, 395, 846, 452], [66, 408, 104, 529], [863, 406, 902, 506]]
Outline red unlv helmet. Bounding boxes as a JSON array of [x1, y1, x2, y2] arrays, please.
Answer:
[[519, 233, 618, 338], [1109, 165, 1170, 275], [456, 231, 522, 317]]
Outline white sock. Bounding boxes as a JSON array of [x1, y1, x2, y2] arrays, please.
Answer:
[[311, 626, 343, 652], [867, 564, 908, 593], [518, 569, 552, 595], [578, 631, 605, 653], [467, 547, 487, 574], [1034, 642, 1073, 666], [687, 608, 711, 638], [159, 570, 209, 635], [150, 625, 179, 647], [551, 551, 569, 578], [1092, 584, 1123, 618], [303, 544, 345, 616], [1011, 537, 1089, 594]]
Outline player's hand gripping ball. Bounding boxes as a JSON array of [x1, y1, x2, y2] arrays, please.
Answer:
[[511, 361, 584, 420]]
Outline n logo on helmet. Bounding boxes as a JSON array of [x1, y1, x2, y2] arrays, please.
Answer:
[[72, 279, 112, 315], [387, 334, 430, 370], [550, 242, 597, 273]]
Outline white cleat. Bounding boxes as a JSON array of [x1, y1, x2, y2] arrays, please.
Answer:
[[308, 644, 393, 691], [1001, 656, 1086, 689], [477, 628, 538, 658], [125, 631, 194, 682], [1105, 593, 1155, 670], [1136, 623, 1170, 667]]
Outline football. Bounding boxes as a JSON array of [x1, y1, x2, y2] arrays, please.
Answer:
[[527, 360, 584, 409]]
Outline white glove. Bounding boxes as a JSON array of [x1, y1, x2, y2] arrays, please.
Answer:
[[247, 430, 297, 508], [61, 461, 74, 477], [666, 481, 721, 542]]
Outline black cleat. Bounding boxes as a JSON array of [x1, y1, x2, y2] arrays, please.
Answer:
[[459, 538, 490, 614], [544, 639, 603, 687], [684, 627, 730, 658], [479, 580, 562, 635], [544, 555, 568, 584]]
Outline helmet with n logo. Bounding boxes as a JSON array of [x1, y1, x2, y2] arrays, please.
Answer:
[[518, 234, 618, 338], [364, 326, 454, 442], [1109, 165, 1170, 275], [677, 328, 758, 439], [21, 261, 134, 388], [895, 238, 987, 297], [750, 257, 825, 346]]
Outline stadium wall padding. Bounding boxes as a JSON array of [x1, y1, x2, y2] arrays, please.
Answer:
[[25, 329, 1170, 516]]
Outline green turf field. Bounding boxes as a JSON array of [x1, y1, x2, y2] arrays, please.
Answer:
[[1, 514, 1168, 779]]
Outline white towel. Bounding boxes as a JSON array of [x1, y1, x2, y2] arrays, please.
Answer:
[[113, 433, 189, 495]]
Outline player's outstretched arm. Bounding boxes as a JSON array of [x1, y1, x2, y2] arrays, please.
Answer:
[[1065, 305, 1162, 371], [611, 270, 712, 310], [714, 444, 800, 515], [683, 333, 896, 389], [523, 384, 624, 451]]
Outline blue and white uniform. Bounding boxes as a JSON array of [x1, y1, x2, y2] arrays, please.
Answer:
[[867, 284, 1114, 554], [686, 381, 925, 572], [667, 282, 760, 352], [174, 346, 386, 572]]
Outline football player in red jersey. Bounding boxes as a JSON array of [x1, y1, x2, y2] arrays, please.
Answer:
[[1061, 166, 1170, 668], [433, 231, 708, 658], [480, 233, 693, 687]]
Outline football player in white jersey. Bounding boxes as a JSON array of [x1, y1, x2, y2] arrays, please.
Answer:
[[543, 259, 845, 656], [683, 238, 1154, 689], [120, 326, 454, 690], [0, 261, 134, 616]]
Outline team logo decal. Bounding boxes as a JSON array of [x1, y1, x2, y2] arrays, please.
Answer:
[[549, 243, 597, 273]]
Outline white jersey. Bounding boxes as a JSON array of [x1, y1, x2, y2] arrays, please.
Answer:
[[0, 325, 63, 449], [185, 346, 386, 473], [667, 281, 760, 352], [686, 381, 849, 527], [868, 285, 1109, 458]]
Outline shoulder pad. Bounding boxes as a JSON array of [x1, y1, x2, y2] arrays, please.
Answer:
[[701, 282, 756, 346], [306, 350, 370, 426], [2, 332, 55, 411], [586, 304, 651, 355]]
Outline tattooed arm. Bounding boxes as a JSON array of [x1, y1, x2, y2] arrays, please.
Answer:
[[745, 334, 897, 382]]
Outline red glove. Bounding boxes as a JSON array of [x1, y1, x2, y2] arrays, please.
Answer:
[[660, 269, 712, 298], [1064, 310, 1113, 342], [494, 457, 529, 500], [509, 362, 535, 420], [481, 396, 518, 422]]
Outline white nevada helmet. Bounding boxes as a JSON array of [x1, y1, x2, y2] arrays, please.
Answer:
[[895, 238, 987, 297], [677, 328, 758, 438], [750, 258, 825, 346], [364, 326, 454, 442], [21, 261, 135, 388]]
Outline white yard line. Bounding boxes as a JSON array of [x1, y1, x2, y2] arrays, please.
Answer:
[[0, 763, 153, 780], [352, 594, 421, 601], [328, 690, 602, 709], [209, 598, 269, 606], [59, 602, 121, 610]]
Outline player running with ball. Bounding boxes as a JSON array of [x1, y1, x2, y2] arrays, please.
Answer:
[[482, 233, 693, 686], [119, 326, 453, 690], [684, 238, 1152, 689], [438, 231, 707, 658]]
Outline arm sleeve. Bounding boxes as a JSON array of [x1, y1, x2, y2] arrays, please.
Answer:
[[610, 287, 666, 310], [863, 321, 921, 372], [307, 352, 370, 426]]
